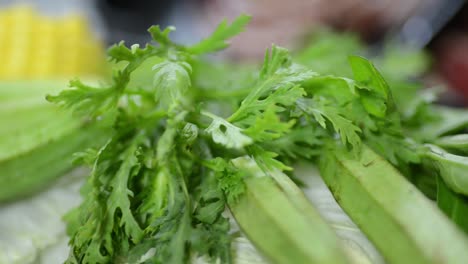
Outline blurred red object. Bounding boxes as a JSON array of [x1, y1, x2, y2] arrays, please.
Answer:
[[435, 32, 468, 103]]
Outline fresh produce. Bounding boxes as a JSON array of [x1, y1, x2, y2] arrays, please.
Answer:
[[321, 144, 468, 263], [0, 6, 108, 202], [0, 81, 106, 201], [298, 31, 468, 239], [37, 14, 468, 264], [229, 158, 347, 263], [48, 16, 349, 263]]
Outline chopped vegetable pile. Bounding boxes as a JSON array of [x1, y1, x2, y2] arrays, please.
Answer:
[[29, 14, 468, 263]]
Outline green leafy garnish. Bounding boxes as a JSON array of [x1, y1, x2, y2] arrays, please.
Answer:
[[45, 14, 468, 264]]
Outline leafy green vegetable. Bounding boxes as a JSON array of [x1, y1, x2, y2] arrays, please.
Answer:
[[296, 97, 361, 149], [203, 111, 253, 150], [44, 14, 468, 264], [47, 12, 353, 262]]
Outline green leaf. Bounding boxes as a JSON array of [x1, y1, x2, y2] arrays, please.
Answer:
[[204, 158, 246, 205], [244, 106, 295, 142], [263, 126, 325, 159], [228, 46, 314, 123], [231, 83, 306, 124], [248, 145, 292, 173], [397, 87, 440, 128], [203, 111, 253, 150], [259, 45, 292, 80], [301, 75, 357, 105], [187, 14, 251, 55], [152, 60, 192, 106], [348, 55, 391, 118], [148, 25, 176, 48], [297, 97, 361, 150], [107, 41, 136, 62], [195, 188, 225, 224], [349, 56, 389, 100], [46, 79, 120, 118], [67, 136, 144, 263]]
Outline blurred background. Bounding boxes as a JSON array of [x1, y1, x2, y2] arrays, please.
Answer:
[[0, 0, 468, 105]]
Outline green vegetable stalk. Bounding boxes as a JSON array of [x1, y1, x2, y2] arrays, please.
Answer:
[[320, 144, 468, 263], [0, 81, 105, 201], [229, 157, 348, 264]]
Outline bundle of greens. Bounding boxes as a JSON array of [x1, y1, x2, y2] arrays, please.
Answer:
[[46, 15, 468, 264]]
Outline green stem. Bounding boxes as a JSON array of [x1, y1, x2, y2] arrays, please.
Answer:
[[230, 178, 349, 264], [229, 157, 349, 264], [320, 144, 468, 264]]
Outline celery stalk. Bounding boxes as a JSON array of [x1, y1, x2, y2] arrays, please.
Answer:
[[0, 125, 103, 201], [230, 158, 349, 264], [0, 80, 105, 201], [320, 145, 468, 264]]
